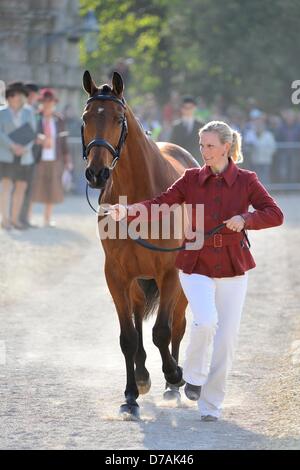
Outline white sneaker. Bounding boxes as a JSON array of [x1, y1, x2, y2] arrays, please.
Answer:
[[44, 220, 56, 228]]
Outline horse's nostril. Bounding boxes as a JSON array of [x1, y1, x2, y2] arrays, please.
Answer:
[[86, 167, 110, 186], [85, 168, 90, 181], [100, 167, 110, 181], [85, 167, 94, 182]]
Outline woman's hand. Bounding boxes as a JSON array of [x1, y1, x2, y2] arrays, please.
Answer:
[[36, 133, 46, 145], [223, 215, 245, 232], [107, 204, 127, 221], [11, 143, 26, 156]]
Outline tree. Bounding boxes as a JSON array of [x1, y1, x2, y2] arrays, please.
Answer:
[[80, 0, 172, 104], [80, 0, 300, 111]]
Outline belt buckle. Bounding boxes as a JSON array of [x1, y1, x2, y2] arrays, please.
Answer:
[[213, 233, 222, 248]]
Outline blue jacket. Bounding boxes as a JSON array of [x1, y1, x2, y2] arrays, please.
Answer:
[[0, 105, 36, 165]]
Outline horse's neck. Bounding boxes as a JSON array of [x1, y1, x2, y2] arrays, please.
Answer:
[[110, 108, 167, 203]]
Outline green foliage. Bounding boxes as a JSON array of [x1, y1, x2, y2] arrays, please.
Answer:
[[80, 0, 300, 111]]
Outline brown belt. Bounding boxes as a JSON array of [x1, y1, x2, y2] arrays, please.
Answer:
[[204, 232, 244, 248]]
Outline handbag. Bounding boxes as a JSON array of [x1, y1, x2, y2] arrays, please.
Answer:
[[32, 143, 42, 163], [62, 168, 73, 192]]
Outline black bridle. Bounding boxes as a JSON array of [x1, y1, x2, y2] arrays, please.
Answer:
[[81, 94, 128, 169]]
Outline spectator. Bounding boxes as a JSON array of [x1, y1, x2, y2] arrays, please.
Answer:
[[31, 88, 72, 227], [169, 96, 204, 163], [18, 82, 40, 228], [25, 82, 40, 111], [227, 105, 246, 134], [275, 109, 300, 183], [245, 113, 276, 184], [0, 81, 36, 230], [243, 109, 264, 168]]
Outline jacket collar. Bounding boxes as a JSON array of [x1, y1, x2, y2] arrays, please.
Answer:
[[8, 105, 26, 124], [198, 157, 239, 187]]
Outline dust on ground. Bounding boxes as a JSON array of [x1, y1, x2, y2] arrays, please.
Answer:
[[0, 193, 299, 449]]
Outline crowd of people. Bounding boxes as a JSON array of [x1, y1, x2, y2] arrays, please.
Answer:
[[136, 92, 300, 185], [0, 81, 72, 230], [0, 80, 299, 231]]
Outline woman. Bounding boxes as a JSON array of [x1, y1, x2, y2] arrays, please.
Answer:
[[108, 121, 284, 421], [0, 81, 36, 230], [31, 88, 72, 227]]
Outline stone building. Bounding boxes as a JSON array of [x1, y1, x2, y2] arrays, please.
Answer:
[[0, 0, 83, 112]]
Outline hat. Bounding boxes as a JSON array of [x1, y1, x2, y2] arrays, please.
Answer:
[[25, 82, 39, 93], [39, 88, 58, 102], [5, 81, 29, 98]]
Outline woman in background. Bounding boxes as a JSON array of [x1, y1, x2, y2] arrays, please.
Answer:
[[32, 88, 72, 227]]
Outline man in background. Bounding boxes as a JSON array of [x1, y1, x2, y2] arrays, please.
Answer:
[[169, 96, 203, 163], [19, 82, 40, 227]]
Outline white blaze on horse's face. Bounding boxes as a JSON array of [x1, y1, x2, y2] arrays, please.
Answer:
[[97, 107, 104, 114]]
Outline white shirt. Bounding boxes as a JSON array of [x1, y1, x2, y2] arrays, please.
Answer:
[[182, 117, 195, 134], [41, 117, 56, 161]]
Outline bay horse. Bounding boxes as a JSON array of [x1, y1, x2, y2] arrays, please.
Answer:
[[82, 70, 200, 419]]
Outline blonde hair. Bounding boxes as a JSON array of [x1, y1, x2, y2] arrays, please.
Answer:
[[199, 120, 244, 163]]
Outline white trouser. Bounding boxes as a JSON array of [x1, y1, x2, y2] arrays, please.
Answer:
[[179, 270, 248, 418]]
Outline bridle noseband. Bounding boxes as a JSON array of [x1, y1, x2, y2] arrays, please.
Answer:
[[81, 94, 128, 170]]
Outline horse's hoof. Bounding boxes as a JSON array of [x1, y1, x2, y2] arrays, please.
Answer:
[[119, 403, 140, 421], [165, 366, 185, 387], [163, 388, 181, 402], [137, 377, 151, 395]]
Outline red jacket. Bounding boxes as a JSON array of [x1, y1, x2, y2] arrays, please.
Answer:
[[127, 158, 284, 278]]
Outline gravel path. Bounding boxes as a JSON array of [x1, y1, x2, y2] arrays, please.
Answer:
[[0, 194, 299, 450]]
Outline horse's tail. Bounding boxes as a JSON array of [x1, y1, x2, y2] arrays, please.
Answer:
[[137, 279, 160, 319]]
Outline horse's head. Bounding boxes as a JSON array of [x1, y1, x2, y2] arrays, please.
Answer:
[[82, 70, 127, 189]]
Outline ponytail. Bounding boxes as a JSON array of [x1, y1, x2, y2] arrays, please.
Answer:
[[230, 131, 243, 163]]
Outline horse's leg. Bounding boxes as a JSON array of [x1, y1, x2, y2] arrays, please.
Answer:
[[105, 266, 140, 419], [164, 288, 188, 401], [129, 280, 151, 394], [134, 307, 151, 394], [152, 269, 185, 388]]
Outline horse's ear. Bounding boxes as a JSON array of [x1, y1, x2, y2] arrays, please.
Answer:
[[82, 70, 97, 96], [112, 71, 124, 97]]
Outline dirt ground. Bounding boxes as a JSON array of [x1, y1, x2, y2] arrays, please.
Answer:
[[0, 193, 299, 450]]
